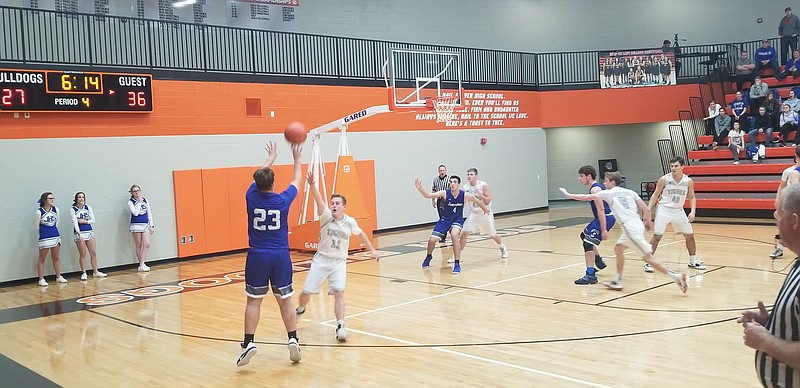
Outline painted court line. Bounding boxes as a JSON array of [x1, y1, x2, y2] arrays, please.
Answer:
[[321, 324, 612, 388], [331, 262, 582, 322]]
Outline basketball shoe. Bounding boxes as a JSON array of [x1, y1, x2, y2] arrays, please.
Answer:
[[288, 338, 302, 362], [336, 322, 347, 342], [236, 342, 257, 366]]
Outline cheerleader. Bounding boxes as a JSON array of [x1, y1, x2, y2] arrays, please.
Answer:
[[36, 192, 66, 286], [128, 185, 154, 271], [71, 192, 107, 280]]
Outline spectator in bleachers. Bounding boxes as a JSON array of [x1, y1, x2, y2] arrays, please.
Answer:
[[703, 100, 722, 136], [776, 50, 800, 81], [755, 39, 781, 75], [749, 106, 775, 148], [749, 76, 770, 112], [785, 90, 800, 112], [712, 108, 732, 151], [764, 91, 782, 130], [731, 91, 751, 131], [734, 51, 757, 91], [778, 103, 799, 147], [779, 7, 800, 65], [728, 121, 746, 165], [662, 40, 681, 77]]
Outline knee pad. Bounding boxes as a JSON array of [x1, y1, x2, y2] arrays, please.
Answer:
[[583, 240, 595, 252]]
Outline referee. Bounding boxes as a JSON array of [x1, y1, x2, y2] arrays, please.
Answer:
[[432, 165, 449, 242], [740, 183, 800, 387]]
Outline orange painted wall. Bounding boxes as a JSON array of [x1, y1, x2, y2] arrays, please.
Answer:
[[538, 84, 698, 128], [0, 77, 699, 139]]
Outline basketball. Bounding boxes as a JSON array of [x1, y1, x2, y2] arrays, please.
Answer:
[[284, 122, 307, 144]]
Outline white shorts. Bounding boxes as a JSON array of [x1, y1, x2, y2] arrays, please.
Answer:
[[616, 221, 652, 256], [130, 223, 149, 233], [462, 211, 497, 236], [301, 254, 347, 294], [38, 237, 61, 249], [653, 206, 693, 235], [74, 231, 94, 242]]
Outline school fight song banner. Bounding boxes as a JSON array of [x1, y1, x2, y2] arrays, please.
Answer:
[[599, 49, 676, 89]]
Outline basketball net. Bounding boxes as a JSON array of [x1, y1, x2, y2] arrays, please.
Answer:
[[432, 96, 459, 124]]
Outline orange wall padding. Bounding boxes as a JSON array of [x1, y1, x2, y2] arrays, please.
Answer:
[[174, 160, 376, 258], [0, 78, 699, 139]]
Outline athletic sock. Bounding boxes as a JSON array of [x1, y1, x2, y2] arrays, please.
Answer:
[[243, 334, 254, 347], [586, 267, 596, 276], [689, 255, 697, 264], [288, 331, 297, 340], [778, 243, 784, 250], [613, 274, 622, 282]]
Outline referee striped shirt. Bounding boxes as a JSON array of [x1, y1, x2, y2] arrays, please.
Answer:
[[432, 174, 449, 213], [757, 259, 800, 388]]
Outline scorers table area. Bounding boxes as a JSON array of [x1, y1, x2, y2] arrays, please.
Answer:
[[0, 69, 152, 112]]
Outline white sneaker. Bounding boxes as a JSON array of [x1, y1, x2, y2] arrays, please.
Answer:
[[236, 342, 257, 367], [80, 273, 88, 281], [336, 323, 348, 342], [38, 279, 48, 287], [138, 264, 150, 272], [288, 338, 302, 362], [687, 261, 706, 270], [56, 276, 68, 284], [93, 271, 107, 278], [643, 263, 654, 273], [500, 245, 509, 259], [604, 280, 623, 290], [733, 161, 739, 165], [446, 257, 455, 264], [770, 248, 784, 259]]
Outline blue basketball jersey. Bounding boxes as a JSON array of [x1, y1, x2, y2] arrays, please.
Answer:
[[38, 206, 60, 240], [73, 205, 93, 232], [442, 189, 465, 221], [246, 182, 298, 249], [130, 198, 150, 225], [589, 182, 612, 219]]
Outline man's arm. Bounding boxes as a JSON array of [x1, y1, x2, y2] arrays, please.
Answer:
[[648, 177, 666, 210], [635, 197, 653, 230], [743, 321, 800, 370], [262, 140, 278, 168], [306, 171, 327, 216], [559, 187, 600, 202], [479, 182, 493, 205], [356, 232, 380, 260], [687, 178, 697, 222], [465, 193, 489, 214], [415, 179, 444, 199], [289, 143, 302, 188]]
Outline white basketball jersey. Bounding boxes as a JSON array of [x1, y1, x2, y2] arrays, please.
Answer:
[[782, 165, 800, 186], [596, 187, 642, 225], [658, 173, 690, 209], [316, 207, 362, 260], [463, 180, 491, 213]]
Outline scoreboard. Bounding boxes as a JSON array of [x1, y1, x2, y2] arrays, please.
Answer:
[[0, 69, 153, 112]]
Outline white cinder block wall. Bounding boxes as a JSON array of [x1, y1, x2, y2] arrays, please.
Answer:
[[0, 128, 547, 282]]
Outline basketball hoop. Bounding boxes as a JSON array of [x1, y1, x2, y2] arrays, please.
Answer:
[[427, 95, 459, 124]]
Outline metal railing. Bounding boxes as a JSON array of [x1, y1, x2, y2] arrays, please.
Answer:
[[0, 5, 780, 89]]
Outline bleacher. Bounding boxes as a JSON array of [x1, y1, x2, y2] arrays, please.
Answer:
[[683, 63, 797, 219]]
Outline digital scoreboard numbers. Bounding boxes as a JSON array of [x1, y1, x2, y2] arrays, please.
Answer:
[[0, 69, 153, 112]]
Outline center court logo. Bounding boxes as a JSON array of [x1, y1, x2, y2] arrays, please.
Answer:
[[76, 271, 245, 306]]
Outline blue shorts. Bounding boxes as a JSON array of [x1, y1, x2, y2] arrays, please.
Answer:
[[244, 247, 294, 299], [431, 217, 464, 239], [582, 215, 616, 246]]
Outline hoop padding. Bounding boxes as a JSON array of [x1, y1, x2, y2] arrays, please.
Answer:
[[431, 96, 459, 124]]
